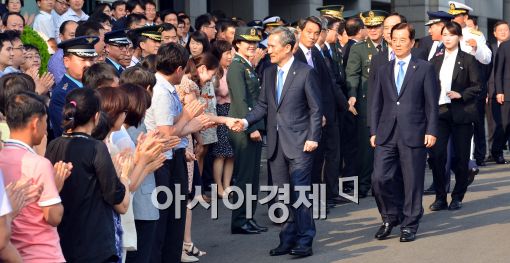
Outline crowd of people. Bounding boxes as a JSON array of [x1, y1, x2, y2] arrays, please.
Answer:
[[0, 0, 508, 262]]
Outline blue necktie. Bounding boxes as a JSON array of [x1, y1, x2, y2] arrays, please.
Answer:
[[276, 69, 284, 103], [396, 61, 405, 94]]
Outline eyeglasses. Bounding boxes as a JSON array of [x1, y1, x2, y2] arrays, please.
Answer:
[[110, 44, 134, 52]]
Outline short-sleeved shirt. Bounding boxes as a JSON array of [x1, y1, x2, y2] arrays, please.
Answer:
[[45, 132, 126, 263], [144, 72, 187, 159], [58, 8, 88, 29], [0, 139, 65, 263], [0, 170, 12, 217], [33, 10, 56, 39]]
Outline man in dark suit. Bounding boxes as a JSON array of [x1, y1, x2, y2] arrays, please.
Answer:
[[104, 29, 131, 76], [487, 21, 510, 164], [231, 26, 321, 257], [370, 23, 439, 242], [293, 16, 345, 203]]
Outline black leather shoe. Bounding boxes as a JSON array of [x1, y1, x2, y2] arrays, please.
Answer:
[[269, 244, 292, 256], [467, 168, 479, 186], [494, 155, 508, 164], [476, 159, 487, 166], [290, 246, 313, 257], [429, 199, 448, 211], [375, 222, 394, 240], [399, 228, 416, 242], [231, 223, 260, 234], [448, 200, 463, 210], [423, 184, 435, 195], [248, 219, 268, 232]]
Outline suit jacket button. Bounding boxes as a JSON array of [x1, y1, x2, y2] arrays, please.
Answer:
[[248, 107, 252, 111], [397, 102, 400, 105]]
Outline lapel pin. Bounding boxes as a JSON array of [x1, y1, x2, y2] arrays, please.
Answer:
[[293, 71, 296, 75], [413, 65, 416, 69]]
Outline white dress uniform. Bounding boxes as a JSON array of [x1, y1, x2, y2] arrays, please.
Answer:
[[448, 1, 492, 65]]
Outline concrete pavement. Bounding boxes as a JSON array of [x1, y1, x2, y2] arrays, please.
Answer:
[[190, 158, 510, 262]]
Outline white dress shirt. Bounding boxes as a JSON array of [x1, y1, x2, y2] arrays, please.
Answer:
[[299, 43, 314, 68], [428, 41, 441, 60], [394, 53, 412, 87], [438, 48, 459, 105], [33, 10, 55, 39]]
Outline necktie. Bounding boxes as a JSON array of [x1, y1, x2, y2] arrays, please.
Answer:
[[306, 50, 314, 68], [396, 61, 405, 94], [435, 42, 444, 56], [390, 50, 395, 61], [276, 69, 284, 104], [376, 45, 382, 53]]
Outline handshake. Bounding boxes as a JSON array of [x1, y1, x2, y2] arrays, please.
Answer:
[[225, 117, 246, 132]]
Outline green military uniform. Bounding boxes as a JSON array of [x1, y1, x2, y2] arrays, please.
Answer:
[[227, 27, 265, 231], [345, 10, 388, 195]]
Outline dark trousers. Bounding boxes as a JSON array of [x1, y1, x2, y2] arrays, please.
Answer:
[[372, 123, 426, 232], [151, 150, 188, 263], [340, 112, 358, 179], [500, 101, 510, 154], [230, 132, 262, 229], [486, 99, 505, 156], [473, 94, 487, 161], [429, 107, 474, 202], [314, 120, 341, 199], [356, 114, 373, 194], [125, 220, 157, 263], [269, 134, 316, 248]]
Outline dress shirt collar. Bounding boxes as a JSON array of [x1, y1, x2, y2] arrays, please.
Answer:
[[155, 72, 176, 93], [395, 53, 412, 66], [65, 73, 83, 88], [445, 47, 459, 59], [299, 43, 313, 56], [277, 56, 294, 72], [107, 57, 123, 71], [39, 10, 52, 17], [235, 52, 252, 67]]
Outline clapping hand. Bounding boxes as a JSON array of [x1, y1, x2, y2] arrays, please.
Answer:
[[5, 179, 31, 217], [54, 161, 73, 192], [183, 100, 206, 120]]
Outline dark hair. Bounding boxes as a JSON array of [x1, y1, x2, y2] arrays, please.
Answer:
[[126, 0, 145, 13], [185, 52, 219, 85], [185, 31, 210, 55], [145, 0, 156, 8], [119, 83, 151, 127], [92, 3, 111, 17], [6, 0, 23, 9], [217, 19, 236, 33], [0, 33, 9, 51], [195, 13, 214, 31], [338, 19, 346, 35], [59, 20, 78, 35], [62, 88, 101, 131], [178, 14, 190, 21], [390, 22, 416, 40], [90, 12, 112, 26], [494, 20, 510, 32], [323, 16, 340, 30], [156, 43, 189, 75], [5, 92, 46, 130], [468, 16, 478, 26], [2, 12, 25, 28], [160, 9, 177, 22], [83, 63, 118, 89], [299, 16, 322, 31], [346, 17, 364, 37], [3, 30, 20, 42], [387, 12, 407, 24], [178, 17, 184, 25], [126, 13, 147, 29], [97, 86, 127, 125], [211, 39, 232, 61], [120, 66, 157, 92], [161, 22, 176, 32], [0, 73, 36, 114], [23, 44, 39, 54], [441, 21, 463, 37], [140, 54, 157, 72], [112, 0, 126, 11], [76, 21, 104, 37]]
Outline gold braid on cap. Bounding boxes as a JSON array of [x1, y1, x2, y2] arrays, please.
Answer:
[[448, 3, 467, 15], [321, 9, 344, 20], [360, 11, 384, 26]]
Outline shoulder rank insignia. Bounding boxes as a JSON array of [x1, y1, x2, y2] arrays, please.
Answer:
[[469, 28, 482, 36]]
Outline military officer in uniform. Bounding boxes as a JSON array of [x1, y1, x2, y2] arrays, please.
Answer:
[[228, 27, 267, 234], [104, 29, 132, 76], [48, 36, 98, 138], [448, 1, 492, 65], [345, 10, 388, 197], [128, 25, 163, 66]]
